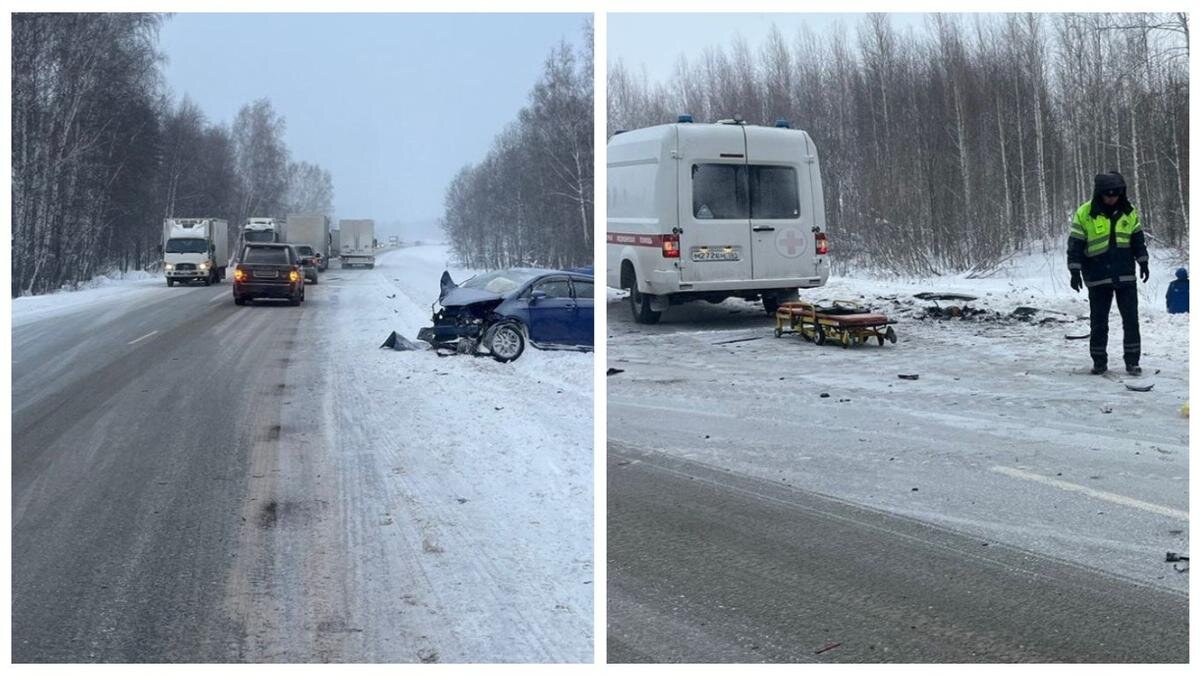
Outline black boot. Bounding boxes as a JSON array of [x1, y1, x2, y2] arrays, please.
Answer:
[[1090, 363, 1108, 375], [1126, 364, 1142, 375]]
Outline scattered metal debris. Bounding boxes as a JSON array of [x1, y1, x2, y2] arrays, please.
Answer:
[[898, 374, 919, 380], [1065, 333, 1091, 340], [713, 335, 765, 345], [1125, 383, 1154, 392], [1166, 552, 1189, 573], [814, 641, 842, 655]]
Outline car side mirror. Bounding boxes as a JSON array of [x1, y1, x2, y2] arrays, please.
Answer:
[[530, 290, 547, 303]]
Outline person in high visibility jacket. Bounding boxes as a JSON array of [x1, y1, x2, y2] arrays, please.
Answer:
[[1068, 171, 1148, 375]]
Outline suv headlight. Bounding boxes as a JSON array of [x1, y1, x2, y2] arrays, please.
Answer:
[[199, 262, 210, 270], [165, 263, 174, 271]]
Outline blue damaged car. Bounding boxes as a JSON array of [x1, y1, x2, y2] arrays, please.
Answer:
[[416, 268, 594, 362]]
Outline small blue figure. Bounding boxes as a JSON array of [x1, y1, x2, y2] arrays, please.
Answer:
[[1166, 267, 1188, 314]]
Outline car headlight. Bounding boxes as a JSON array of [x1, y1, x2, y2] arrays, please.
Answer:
[[165, 263, 174, 271], [199, 262, 210, 270]]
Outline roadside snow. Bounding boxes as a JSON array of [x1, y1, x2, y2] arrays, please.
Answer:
[[263, 245, 593, 662]]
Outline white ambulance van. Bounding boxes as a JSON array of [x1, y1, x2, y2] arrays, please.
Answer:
[[607, 115, 829, 323]]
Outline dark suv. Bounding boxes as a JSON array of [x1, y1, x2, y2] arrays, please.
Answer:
[[233, 243, 305, 306]]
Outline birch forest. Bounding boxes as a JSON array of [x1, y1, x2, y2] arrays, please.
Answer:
[[608, 13, 1189, 274], [11, 13, 335, 296], [442, 23, 594, 271]]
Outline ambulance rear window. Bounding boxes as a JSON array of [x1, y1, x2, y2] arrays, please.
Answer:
[[750, 166, 800, 219], [692, 164, 748, 219]]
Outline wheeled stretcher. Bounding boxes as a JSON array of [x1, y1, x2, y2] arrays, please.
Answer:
[[774, 300, 897, 348]]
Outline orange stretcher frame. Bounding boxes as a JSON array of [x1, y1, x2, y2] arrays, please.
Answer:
[[773, 300, 897, 348]]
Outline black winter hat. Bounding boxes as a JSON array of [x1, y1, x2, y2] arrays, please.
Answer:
[[1094, 171, 1126, 193]]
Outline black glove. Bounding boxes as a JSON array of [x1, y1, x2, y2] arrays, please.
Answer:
[[1070, 270, 1083, 292], [1139, 261, 1150, 283]]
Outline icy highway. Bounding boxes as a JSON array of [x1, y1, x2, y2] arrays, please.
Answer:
[[606, 282, 1188, 663], [11, 246, 592, 663]]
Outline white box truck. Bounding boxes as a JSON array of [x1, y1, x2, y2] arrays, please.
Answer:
[[339, 219, 375, 269], [162, 218, 229, 287], [284, 214, 331, 270], [607, 116, 830, 323]]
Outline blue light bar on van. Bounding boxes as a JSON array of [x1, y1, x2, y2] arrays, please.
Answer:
[[775, 118, 790, 128], [678, 114, 694, 123]]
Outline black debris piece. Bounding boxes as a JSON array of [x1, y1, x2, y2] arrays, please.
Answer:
[[1065, 333, 1091, 340], [914, 292, 978, 301], [1125, 383, 1154, 392], [713, 336, 764, 345], [381, 331, 424, 351], [606, 367, 625, 376], [898, 374, 919, 380]]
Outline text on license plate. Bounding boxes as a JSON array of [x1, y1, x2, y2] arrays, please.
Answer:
[[691, 249, 741, 262], [254, 270, 278, 279]]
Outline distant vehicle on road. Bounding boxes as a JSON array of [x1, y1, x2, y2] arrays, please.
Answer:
[[233, 243, 305, 306], [284, 214, 330, 271], [291, 244, 320, 284], [162, 218, 229, 287], [242, 217, 280, 244], [607, 116, 830, 323], [418, 268, 594, 362], [340, 219, 375, 268]]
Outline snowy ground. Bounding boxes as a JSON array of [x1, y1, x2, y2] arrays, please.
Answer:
[[608, 248, 1188, 592], [225, 245, 593, 662]]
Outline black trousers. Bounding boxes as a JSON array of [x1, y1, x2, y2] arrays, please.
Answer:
[[1087, 283, 1140, 367]]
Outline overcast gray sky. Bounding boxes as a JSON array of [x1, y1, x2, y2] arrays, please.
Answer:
[[609, 13, 931, 81], [159, 13, 588, 234]]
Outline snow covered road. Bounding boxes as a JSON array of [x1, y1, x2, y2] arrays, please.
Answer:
[[607, 253, 1188, 661], [11, 245, 593, 662]]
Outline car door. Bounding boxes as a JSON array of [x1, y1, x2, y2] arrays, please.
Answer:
[[525, 276, 575, 344], [569, 277, 594, 347], [745, 129, 817, 281], [677, 124, 753, 284]]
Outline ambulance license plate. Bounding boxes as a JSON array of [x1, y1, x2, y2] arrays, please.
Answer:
[[692, 249, 740, 262]]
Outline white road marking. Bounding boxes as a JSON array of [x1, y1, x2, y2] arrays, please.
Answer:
[[208, 291, 229, 303], [127, 330, 158, 345], [991, 466, 1188, 521]]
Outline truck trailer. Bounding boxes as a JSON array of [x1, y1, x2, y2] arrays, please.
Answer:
[[339, 219, 376, 269], [162, 218, 229, 286], [284, 214, 332, 270]]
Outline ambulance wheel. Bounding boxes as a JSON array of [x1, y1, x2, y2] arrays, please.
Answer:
[[762, 294, 781, 315], [813, 326, 826, 345], [629, 279, 661, 325], [886, 327, 897, 344]]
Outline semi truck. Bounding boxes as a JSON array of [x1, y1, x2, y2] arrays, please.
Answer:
[[283, 214, 331, 270], [162, 218, 229, 287], [339, 219, 375, 269]]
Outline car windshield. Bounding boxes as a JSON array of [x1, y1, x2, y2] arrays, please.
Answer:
[[164, 238, 208, 254], [296, 246, 314, 255], [243, 247, 289, 264], [460, 269, 541, 295]]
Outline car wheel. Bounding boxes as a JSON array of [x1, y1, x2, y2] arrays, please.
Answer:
[[234, 296, 245, 306], [487, 322, 526, 363], [309, 275, 318, 285], [167, 278, 174, 287]]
